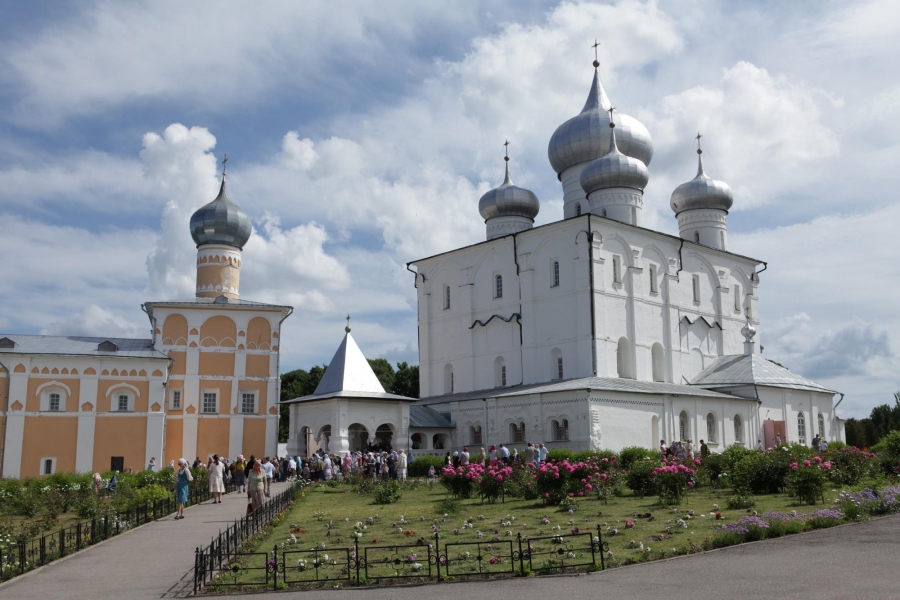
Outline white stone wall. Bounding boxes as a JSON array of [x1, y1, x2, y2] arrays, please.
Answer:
[[411, 215, 761, 398]]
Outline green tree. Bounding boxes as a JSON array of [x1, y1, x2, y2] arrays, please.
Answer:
[[367, 358, 395, 393], [392, 362, 419, 398], [278, 365, 327, 442]]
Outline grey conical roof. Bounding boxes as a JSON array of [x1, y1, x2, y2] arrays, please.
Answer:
[[189, 175, 253, 249]]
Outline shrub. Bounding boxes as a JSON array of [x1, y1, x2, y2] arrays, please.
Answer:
[[440, 465, 477, 498], [786, 459, 830, 505], [134, 484, 171, 506], [726, 495, 756, 510], [408, 455, 444, 478], [571, 449, 616, 463], [372, 481, 402, 504], [478, 464, 513, 503], [618, 447, 658, 469], [546, 449, 575, 462], [650, 458, 698, 504], [625, 458, 658, 498], [874, 431, 900, 475], [76, 496, 101, 519], [825, 447, 879, 486], [826, 441, 847, 451], [435, 498, 460, 515]]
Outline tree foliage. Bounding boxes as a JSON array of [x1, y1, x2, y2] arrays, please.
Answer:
[[845, 392, 900, 448]]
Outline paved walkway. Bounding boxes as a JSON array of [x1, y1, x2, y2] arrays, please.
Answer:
[[237, 513, 900, 600], [0, 482, 288, 600]]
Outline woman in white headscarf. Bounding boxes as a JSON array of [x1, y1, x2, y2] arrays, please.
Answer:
[[323, 453, 333, 481]]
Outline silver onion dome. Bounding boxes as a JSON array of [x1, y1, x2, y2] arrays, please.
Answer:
[[580, 121, 649, 195], [670, 151, 734, 215], [189, 174, 253, 249], [548, 67, 653, 177], [478, 159, 540, 221]]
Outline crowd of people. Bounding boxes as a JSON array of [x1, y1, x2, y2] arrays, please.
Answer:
[[443, 443, 550, 468]]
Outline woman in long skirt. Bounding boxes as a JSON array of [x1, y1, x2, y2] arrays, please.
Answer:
[[208, 454, 225, 503], [175, 459, 193, 520], [323, 454, 333, 481], [248, 461, 266, 512], [232, 455, 247, 493]]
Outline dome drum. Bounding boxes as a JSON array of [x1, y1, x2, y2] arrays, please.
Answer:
[[478, 159, 540, 241]]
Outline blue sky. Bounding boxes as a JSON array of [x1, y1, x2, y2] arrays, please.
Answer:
[[1, 0, 898, 418]]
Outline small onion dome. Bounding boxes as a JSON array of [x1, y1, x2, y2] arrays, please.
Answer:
[[478, 160, 540, 222], [548, 67, 653, 177], [669, 153, 734, 215], [741, 319, 757, 342], [189, 174, 253, 249], [580, 123, 649, 195]]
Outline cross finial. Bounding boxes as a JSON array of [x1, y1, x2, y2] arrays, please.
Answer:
[[592, 39, 601, 67], [695, 133, 703, 154], [345, 314, 351, 333], [222, 154, 228, 175], [503, 139, 510, 161], [607, 106, 615, 128]]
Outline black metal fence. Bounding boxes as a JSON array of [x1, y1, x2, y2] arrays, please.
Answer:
[[193, 479, 310, 594], [0, 485, 220, 582], [194, 520, 610, 592]]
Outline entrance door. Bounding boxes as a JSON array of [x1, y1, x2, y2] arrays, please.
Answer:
[[110, 456, 124, 472]]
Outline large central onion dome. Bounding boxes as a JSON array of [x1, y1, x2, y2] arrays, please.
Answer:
[[478, 160, 540, 222], [669, 152, 734, 215], [548, 66, 653, 178], [580, 120, 650, 195], [190, 173, 252, 249]]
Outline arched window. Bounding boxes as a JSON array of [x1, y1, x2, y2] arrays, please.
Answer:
[[494, 357, 507, 387], [552, 261, 560, 287], [679, 411, 690, 441], [817, 413, 825, 437], [694, 231, 700, 243], [510, 422, 525, 443], [649, 264, 658, 294], [798, 413, 807, 445], [612, 256, 621, 284], [692, 275, 700, 304], [40, 386, 68, 412], [719, 231, 725, 249], [470, 425, 482, 445], [631, 206, 637, 225], [443, 364, 454, 394], [443, 284, 451, 310], [553, 419, 569, 441], [734, 414, 744, 443], [616, 337, 633, 379], [651, 343, 665, 382], [49, 392, 61, 412], [410, 433, 425, 449], [706, 413, 717, 443], [734, 284, 741, 312], [495, 274, 503, 299], [575, 203, 582, 216], [551, 348, 563, 380]]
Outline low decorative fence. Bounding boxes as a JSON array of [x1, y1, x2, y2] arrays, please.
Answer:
[[0, 485, 223, 582], [193, 479, 310, 594], [192, 519, 610, 593]]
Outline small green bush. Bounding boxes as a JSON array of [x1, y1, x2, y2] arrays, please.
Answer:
[[134, 484, 171, 506], [546, 449, 575, 462], [372, 481, 402, 504], [625, 458, 658, 498], [618, 447, 658, 469], [408, 455, 444, 478], [435, 498, 460, 515], [726, 495, 756, 509]]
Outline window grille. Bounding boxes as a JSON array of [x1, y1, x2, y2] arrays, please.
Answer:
[[241, 392, 255, 414], [707, 413, 717, 443], [552, 261, 560, 287], [557, 357, 564, 380], [171, 390, 181, 409], [798, 413, 807, 445], [202, 392, 217, 414], [49, 393, 60, 412], [118, 394, 129, 411], [495, 275, 503, 298]]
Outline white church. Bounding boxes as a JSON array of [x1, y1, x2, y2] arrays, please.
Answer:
[[284, 56, 845, 458]]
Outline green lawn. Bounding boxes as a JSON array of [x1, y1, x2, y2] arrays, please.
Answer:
[[217, 477, 844, 590]]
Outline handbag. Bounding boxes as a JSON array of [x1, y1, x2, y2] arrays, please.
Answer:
[[246, 502, 254, 516]]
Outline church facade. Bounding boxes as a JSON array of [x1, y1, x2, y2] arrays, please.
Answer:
[[402, 59, 844, 455], [0, 172, 290, 478], [283, 56, 844, 458]]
